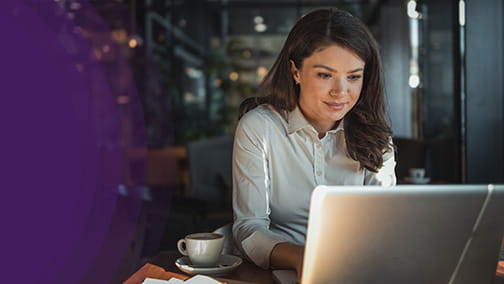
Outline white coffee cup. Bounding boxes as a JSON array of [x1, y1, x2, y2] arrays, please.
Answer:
[[409, 168, 426, 181], [177, 232, 224, 267], [409, 168, 427, 183]]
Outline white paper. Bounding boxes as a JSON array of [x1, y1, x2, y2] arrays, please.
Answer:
[[184, 274, 222, 284], [141, 275, 221, 284], [166, 279, 186, 284], [142, 277, 184, 284]]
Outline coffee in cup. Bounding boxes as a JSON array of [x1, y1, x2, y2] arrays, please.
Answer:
[[177, 232, 224, 267]]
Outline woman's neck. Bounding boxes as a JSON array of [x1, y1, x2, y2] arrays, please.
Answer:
[[312, 120, 341, 139]]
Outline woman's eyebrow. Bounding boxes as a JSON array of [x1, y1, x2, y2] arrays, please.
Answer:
[[312, 64, 336, 72], [312, 64, 364, 73], [348, 67, 364, 73]]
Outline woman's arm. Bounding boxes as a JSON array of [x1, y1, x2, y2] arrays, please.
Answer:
[[232, 109, 289, 268], [270, 242, 305, 280]]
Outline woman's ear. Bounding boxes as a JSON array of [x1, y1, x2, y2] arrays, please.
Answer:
[[290, 59, 300, 84]]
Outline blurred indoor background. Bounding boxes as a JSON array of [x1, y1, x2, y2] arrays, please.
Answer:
[[40, 0, 504, 281]]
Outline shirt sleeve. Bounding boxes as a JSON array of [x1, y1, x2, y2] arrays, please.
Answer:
[[364, 140, 397, 186], [231, 110, 289, 269]]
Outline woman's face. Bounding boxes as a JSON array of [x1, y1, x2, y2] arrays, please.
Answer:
[[291, 44, 365, 135]]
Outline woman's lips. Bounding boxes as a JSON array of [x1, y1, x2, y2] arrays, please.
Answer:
[[324, 102, 346, 110]]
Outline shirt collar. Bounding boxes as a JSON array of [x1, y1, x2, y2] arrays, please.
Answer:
[[286, 106, 345, 135]]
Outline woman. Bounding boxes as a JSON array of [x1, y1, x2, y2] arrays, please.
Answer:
[[232, 8, 396, 278]]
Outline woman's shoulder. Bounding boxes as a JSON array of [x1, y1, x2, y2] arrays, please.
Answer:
[[240, 104, 286, 127], [238, 104, 287, 135]]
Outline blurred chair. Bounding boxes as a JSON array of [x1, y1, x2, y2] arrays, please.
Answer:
[[187, 135, 234, 232], [187, 135, 233, 202], [393, 137, 427, 182]]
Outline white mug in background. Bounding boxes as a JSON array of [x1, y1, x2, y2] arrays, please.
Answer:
[[177, 232, 224, 267], [409, 168, 426, 180]]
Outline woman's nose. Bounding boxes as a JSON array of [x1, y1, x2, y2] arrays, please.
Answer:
[[330, 78, 347, 96]]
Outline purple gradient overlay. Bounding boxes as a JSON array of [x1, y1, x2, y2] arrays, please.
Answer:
[[1, 0, 147, 282]]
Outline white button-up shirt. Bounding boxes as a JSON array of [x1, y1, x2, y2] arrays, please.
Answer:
[[232, 104, 396, 268]]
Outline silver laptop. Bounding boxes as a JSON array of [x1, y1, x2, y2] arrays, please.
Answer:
[[274, 184, 504, 284]]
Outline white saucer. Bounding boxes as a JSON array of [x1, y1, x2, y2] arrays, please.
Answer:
[[405, 177, 431, 184], [175, 255, 242, 276]]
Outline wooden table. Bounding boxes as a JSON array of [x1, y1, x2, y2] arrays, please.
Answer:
[[125, 251, 504, 284], [125, 251, 274, 284]]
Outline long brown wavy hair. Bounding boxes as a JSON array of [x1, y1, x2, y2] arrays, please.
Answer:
[[239, 8, 393, 172]]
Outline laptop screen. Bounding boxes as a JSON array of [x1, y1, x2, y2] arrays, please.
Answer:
[[301, 184, 504, 284]]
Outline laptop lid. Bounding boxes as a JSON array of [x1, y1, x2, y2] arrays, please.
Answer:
[[301, 184, 504, 284]]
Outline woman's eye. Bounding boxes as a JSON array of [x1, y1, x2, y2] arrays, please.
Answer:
[[317, 72, 332, 79], [348, 75, 362, 81]]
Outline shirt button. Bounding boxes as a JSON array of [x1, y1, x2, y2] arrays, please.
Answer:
[[316, 171, 322, 176], [317, 143, 322, 149]]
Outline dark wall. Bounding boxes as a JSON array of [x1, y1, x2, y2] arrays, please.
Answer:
[[465, 0, 504, 183]]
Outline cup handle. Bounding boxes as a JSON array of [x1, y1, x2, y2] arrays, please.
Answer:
[[177, 239, 188, 256]]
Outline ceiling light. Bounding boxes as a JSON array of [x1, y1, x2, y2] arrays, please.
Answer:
[[255, 23, 267, 33], [409, 74, 420, 88], [253, 16, 264, 24], [407, 0, 420, 19]]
